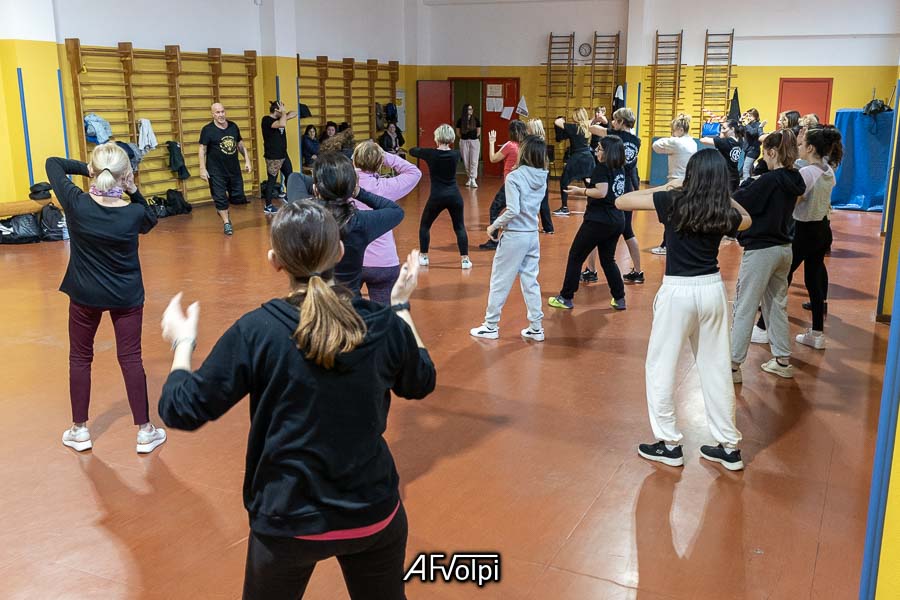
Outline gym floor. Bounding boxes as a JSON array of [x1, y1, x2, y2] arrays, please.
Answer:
[[0, 177, 885, 599]]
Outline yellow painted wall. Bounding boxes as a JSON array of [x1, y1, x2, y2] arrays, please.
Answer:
[[878, 413, 900, 598], [0, 40, 67, 206]]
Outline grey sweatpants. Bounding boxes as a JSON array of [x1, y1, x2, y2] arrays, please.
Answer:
[[483, 231, 543, 330], [731, 244, 792, 364]]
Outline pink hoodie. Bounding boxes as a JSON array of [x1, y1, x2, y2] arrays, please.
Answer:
[[353, 152, 422, 267]]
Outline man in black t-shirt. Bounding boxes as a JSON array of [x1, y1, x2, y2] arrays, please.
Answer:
[[260, 100, 297, 214], [199, 103, 253, 235]]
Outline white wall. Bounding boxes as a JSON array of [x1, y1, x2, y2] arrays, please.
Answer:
[[296, 0, 406, 61], [51, 0, 262, 53], [629, 0, 900, 66], [0, 0, 56, 41], [418, 0, 628, 66]]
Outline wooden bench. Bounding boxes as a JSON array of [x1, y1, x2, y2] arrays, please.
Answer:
[[0, 198, 53, 219]]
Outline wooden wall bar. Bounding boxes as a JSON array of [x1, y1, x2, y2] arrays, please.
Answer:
[[65, 38, 259, 203]]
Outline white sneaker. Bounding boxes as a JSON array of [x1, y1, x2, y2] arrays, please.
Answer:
[[418, 254, 429, 266], [761, 358, 794, 379], [521, 327, 545, 342], [471, 179, 478, 189], [650, 246, 667, 255], [461, 257, 472, 269], [470, 324, 499, 339], [732, 367, 742, 384], [62, 424, 92, 452], [751, 325, 769, 344], [136, 425, 167, 454], [465, 178, 472, 187], [796, 329, 826, 350]]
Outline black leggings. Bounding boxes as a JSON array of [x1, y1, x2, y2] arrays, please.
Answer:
[[560, 218, 625, 301], [243, 504, 408, 600], [559, 150, 595, 209], [539, 172, 554, 232], [419, 194, 468, 255], [622, 210, 634, 240], [265, 156, 293, 205], [757, 218, 831, 332]]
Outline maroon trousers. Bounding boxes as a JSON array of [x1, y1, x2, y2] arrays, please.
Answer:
[[68, 301, 149, 425]]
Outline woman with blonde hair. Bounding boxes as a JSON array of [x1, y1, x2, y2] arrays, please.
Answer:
[[46, 143, 165, 454], [158, 200, 435, 598], [649, 114, 697, 255], [553, 107, 594, 216], [352, 140, 422, 304], [410, 124, 471, 268]]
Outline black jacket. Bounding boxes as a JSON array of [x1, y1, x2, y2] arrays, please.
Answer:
[[733, 167, 806, 250], [336, 189, 405, 295], [159, 297, 436, 537]]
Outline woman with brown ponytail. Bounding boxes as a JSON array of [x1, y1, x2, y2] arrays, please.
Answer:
[[157, 200, 435, 599]]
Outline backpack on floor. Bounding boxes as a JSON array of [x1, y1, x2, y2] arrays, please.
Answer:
[[165, 189, 192, 215], [39, 203, 67, 241], [149, 196, 170, 218], [0, 213, 41, 244]]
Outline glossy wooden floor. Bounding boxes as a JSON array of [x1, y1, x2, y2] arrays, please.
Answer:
[[0, 177, 887, 599]]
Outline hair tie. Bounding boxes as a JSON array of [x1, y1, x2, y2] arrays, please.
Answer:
[[309, 272, 322, 278]]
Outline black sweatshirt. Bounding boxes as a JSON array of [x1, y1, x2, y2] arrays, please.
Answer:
[[336, 189, 405, 294], [159, 297, 436, 537], [556, 123, 590, 152], [733, 167, 806, 250], [46, 157, 157, 308], [409, 147, 461, 198]]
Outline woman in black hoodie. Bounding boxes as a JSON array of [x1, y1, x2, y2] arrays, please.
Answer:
[[158, 201, 435, 599], [729, 130, 806, 383]]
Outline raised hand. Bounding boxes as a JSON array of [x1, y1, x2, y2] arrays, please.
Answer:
[[391, 250, 420, 305]]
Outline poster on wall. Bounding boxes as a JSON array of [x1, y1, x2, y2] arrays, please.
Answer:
[[515, 96, 528, 117], [486, 97, 504, 112], [486, 84, 503, 97], [500, 107, 514, 120]]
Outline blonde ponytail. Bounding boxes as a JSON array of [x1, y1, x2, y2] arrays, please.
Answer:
[[292, 275, 367, 369], [90, 142, 130, 192], [572, 107, 591, 138]]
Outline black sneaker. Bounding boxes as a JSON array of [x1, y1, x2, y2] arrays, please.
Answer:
[[638, 441, 684, 467], [263, 204, 278, 214], [478, 239, 499, 250], [552, 206, 570, 216], [699, 444, 744, 471], [623, 269, 645, 284], [580, 269, 598, 283], [223, 222, 233, 236]]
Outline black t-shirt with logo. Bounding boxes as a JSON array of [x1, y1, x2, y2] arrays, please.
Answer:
[[713, 137, 741, 192], [261, 116, 287, 160], [615, 130, 641, 193], [200, 121, 242, 174], [584, 163, 626, 224], [653, 190, 741, 277]]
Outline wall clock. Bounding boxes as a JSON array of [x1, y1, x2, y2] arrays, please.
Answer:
[[578, 43, 592, 58]]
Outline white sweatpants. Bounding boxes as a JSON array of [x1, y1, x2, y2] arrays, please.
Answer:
[[483, 231, 543, 330], [459, 139, 480, 180], [645, 273, 742, 447]]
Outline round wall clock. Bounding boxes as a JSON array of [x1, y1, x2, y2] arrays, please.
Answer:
[[578, 43, 592, 58]]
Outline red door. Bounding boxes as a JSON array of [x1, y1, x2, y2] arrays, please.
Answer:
[[481, 78, 520, 177], [416, 81, 453, 174], [778, 78, 833, 125]]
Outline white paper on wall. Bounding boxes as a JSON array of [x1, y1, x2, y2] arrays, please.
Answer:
[[486, 84, 503, 97], [500, 107, 514, 120], [486, 97, 504, 112]]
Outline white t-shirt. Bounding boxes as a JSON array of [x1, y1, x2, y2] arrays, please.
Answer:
[[652, 135, 697, 180]]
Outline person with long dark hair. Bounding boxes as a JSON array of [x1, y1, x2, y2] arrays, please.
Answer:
[[548, 135, 628, 311], [730, 130, 806, 383], [301, 125, 319, 166], [158, 200, 435, 599], [479, 119, 528, 250], [470, 136, 549, 341], [456, 103, 481, 187], [46, 143, 166, 454], [700, 118, 743, 192], [410, 124, 472, 269], [310, 152, 405, 296], [616, 149, 751, 471], [552, 107, 594, 216], [319, 121, 338, 143]]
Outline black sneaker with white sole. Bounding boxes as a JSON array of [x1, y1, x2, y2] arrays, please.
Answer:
[[552, 206, 570, 216], [638, 441, 684, 467], [699, 444, 744, 471], [623, 270, 644, 284], [580, 269, 598, 283]]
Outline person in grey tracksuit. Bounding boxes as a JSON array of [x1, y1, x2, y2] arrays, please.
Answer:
[[470, 136, 549, 342]]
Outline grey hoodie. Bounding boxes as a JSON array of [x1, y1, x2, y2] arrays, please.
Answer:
[[493, 165, 549, 232]]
